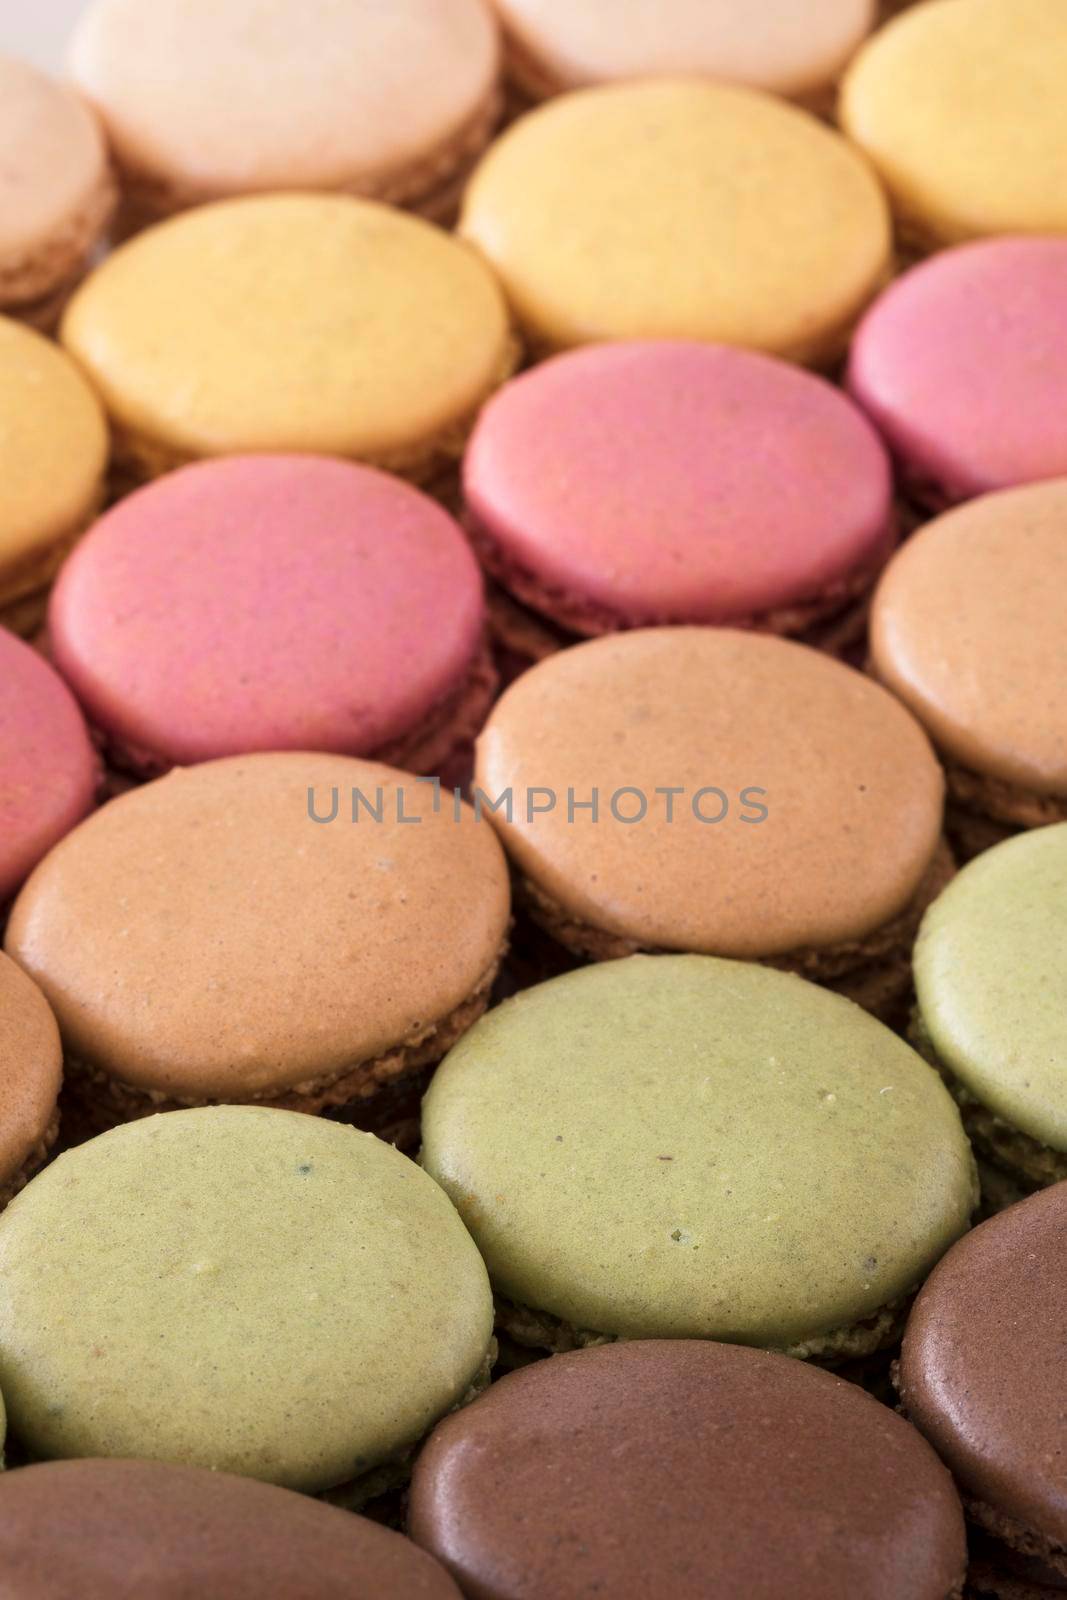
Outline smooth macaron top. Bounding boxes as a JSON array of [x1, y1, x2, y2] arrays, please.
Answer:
[[60, 194, 513, 476], [841, 0, 1067, 248], [460, 79, 891, 363], [474, 628, 944, 958], [421, 957, 975, 1346], [48, 456, 487, 771], [900, 1183, 1067, 1550], [0, 630, 97, 907], [0, 1461, 463, 1600], [411, 1341, 966, 1600], [0, 316, 108, 571], [0, 1106, 494, 1490], [850, 239, 1067, 504], [0, 954, 61, 1189], [69, 0, 499, 209], [870, 481, 1067, 796], [4, 753, 510, 1099], [494, 0, 876, 100], [465, 341, 893, 628], [915, 826, 1067, 1151]]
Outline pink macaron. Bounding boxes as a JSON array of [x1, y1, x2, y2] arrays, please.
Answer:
[[462, 340, 895, 671], [849, 238, 1067, 509], [48, 456, 496, 780], [0, 629, 98, 912]]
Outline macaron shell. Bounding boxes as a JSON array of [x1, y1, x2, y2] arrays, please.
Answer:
[[474, 628, 944, 957], [421, 956, 975, 1345], [841, 0, 1067, 248], [0, 954, 61, 1190], [870, 481, 1067, 795], [0, 1460, 464, 1599], [849, 239, 1067, 503], [465, 341, 893, 624], [69, 0, 499, 205], [48, 456, 486, 768], [915, 826, 1067, 1150], [0, 630, 98, 907], [0, 1107, 494, 1490], [410, 1341, 966, 1600], [4, 754, 510, 1098], [460, 80, 891, 363], [60, 195, 513, 473]]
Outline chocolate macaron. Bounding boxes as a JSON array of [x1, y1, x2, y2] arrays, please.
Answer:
[[48, 456, 495, 780], [899, 1183, 1067, 1598], [474, 627, 949, 1018], [0, 1460, 463, 1598], [464, 341, 895, 671], [421, 956, 976, 1359], [870, 481, 1067, 857], [411, 1341, 966, 1600], [0, 953, 61, 1210], [0, 1106, 494, 1500], [4, 754, 509, 1145]]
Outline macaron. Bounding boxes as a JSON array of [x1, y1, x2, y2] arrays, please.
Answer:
[[60, 194, 516, 488], [0, 953, 61, 1210], [841, 0, 1067, 251], [850, 239, 1067, 509], [48, 456, 495, 780], [0, 1460, 463, 1599], [4, 754, 510, 1145], [459, 79, 891, 364], [421, 956, 976, 1357], [0, 630, 98, 916], [870, 481, 1067, 856], [899, 1183, 1067, 1596], [69, 0, 501, 226], [0, 316, 109, 635], [464, 341, 895, 669], [911, 826, 1067, 1206], [0, 55, 115, 328], [0, 1106, 494, 1498], [474, 628, 949, 1019], [411, 1341, 967, 1600], [490, 0, 876, 108]]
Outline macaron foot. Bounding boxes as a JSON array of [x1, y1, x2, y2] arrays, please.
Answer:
[[0, 1108, 59, 1213]]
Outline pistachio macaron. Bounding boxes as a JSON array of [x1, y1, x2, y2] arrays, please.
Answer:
[[0, 1106, 494, 1499], [4, 754, 510, 1145], [60, 194, 516, 488], [841, 0, 1067, 251], [460, 79, 891, 364], [0, 55, 114, 329], [0, 316, 108, 635], [421, 956, 976, 1358], [0, 953, 61, 1211], [69, 0, 501, 225], [474, 628, 949, 1019]]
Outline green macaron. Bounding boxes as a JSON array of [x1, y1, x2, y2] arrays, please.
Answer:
[[421, 954, 976, 1359]]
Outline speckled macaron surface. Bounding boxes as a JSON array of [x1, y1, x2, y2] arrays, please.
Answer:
[[0, 1107, 494, 1489], [914, 827, 1067, 1153], [0, 954, 61, 1196], [841, 0, 1067, 249], [492, 0, 876, 101], [48, 456, 489, 774], [4, 753, 510, 1102], [850, 239, 1067, 506], [60, 194, 514, 481], [474, 628, 943, 959], [464, 341, 893, 633], [69, 0, 500, 215], [421, 956, 975, 1348], [411, 1341, 966, 1600], [0, 630, 97, 908], [899, 1183, 1067, 1567], [460, 79, 891, 363], [0, 1460, 463, 1599], [870, 481, 1067, 798]]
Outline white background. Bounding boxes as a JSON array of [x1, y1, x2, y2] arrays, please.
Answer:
[[3, 0, 90, 73]]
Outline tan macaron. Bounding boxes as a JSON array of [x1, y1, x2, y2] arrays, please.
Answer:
[[0, 953, 62, 1209]]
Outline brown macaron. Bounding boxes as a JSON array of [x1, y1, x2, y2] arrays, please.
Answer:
[[0, 953, 61, 1209]]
